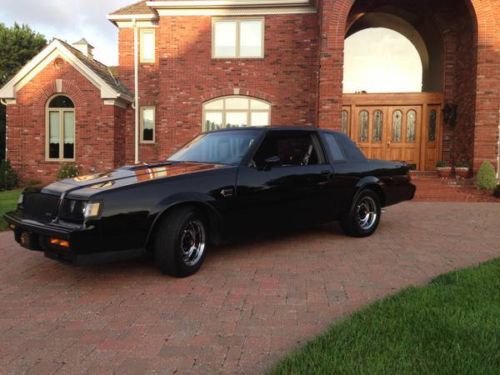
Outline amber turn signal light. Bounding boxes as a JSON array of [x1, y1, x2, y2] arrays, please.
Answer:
[[49, 238, 70, 248]]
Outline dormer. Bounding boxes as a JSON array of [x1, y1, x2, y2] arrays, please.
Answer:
[[72, 38, 95, 58]]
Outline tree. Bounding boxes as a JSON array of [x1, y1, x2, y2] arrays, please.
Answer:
[[0, 23, 46, 160]]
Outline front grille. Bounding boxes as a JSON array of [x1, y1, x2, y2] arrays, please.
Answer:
[[23, 192, 61, 222]]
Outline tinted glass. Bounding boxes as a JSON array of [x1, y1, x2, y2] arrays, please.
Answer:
[[334, 133, 367, 161], [323, 133, 345, 161], [49, 96, 74, 108], [169, 130, 259, 165], [252, 131, 321, 168]]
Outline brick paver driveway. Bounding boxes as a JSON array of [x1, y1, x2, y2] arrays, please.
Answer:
[[1, 202, 499, 374]]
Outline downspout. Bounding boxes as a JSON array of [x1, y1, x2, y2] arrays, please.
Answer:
[[133, 18, 140, 164], [0, 99, 7, 160], [497, 109, 500, 180]]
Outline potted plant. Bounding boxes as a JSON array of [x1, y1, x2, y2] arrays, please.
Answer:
[[454, 160, 470, 178], [436, 160, 452, 178]]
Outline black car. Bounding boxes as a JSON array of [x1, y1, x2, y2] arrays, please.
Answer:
[[5, 127, 416, 277]]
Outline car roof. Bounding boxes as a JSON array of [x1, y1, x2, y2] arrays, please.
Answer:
[[206, 125, 341, 134]]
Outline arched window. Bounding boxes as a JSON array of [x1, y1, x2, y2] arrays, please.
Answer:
[[47, 95, 75, 160], [392, 110, 403, 143], [358, 110, 369, 142], [202, 96, 271, 131], [341, 110, 349, 135], [372, 110, 383, 142]]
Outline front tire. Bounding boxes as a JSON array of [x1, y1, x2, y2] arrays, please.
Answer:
[[154, 207, 208, 277], [340, 189, 381, 237]]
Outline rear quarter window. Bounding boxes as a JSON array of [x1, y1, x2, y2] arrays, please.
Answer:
[[323, 133, 345, 162], [333, 133, 367, 162]]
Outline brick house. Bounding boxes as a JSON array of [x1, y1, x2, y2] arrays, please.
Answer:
[[1, 0, 498, 183]]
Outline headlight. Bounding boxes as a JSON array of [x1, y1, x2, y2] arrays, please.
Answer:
[[82, 202, 101, 219], [60, 200, 102, 222]]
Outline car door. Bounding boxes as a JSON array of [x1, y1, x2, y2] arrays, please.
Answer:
[[232, 130, 334, 232]]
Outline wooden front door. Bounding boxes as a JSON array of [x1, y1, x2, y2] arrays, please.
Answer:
[[342, 93, 443, 171]]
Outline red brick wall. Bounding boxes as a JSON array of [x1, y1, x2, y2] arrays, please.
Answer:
[[470, 0, 500, 171], [5, 0, 498, 180], [6, 59, 125, 183], [118, 13, 320, 162]]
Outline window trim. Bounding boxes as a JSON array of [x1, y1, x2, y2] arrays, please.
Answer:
[[140, 28, 156, 64], [202, 96, 271, 131], [45, 95, 76, 162], [212, 17, 265, 59], [140, 106, 156, 144]]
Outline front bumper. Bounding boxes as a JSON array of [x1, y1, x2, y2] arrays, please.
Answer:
[[4, 212, 144, 266]]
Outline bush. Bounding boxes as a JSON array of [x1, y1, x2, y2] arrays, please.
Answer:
[[0, 160, 18, 190], [476, 161, 497, 190], [436, 160, 450, 168], [57, 163, 79, 180], [455, 160, 470, 168]]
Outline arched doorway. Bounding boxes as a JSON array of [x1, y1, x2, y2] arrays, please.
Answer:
[[340, 0, 478, 171]]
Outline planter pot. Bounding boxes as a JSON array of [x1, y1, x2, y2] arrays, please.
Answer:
[[436, 167, 452, 178], [455, 167, 470, 178]]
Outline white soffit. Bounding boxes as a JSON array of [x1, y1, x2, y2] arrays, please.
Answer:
[[146, 0, 316, 15]]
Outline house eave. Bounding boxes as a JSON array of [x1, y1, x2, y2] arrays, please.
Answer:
[[0, 40, 133, 104], [146, 0, 312, 9]]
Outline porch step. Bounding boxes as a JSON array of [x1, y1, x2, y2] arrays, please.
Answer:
[[411, 175, 497, 202]]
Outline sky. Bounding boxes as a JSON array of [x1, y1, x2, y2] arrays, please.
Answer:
[[0, 0, 132, 66], [0, 2, 423, 92], [343, 28, 423, 93]]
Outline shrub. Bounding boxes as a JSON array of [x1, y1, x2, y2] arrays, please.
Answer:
[[0, 160, 18, 190], [57, 163, 79, 180], [436, 160, 450, 168], [455, 160, 470, 168], [476, 161, 497, 190], [25, 179, 42, 187]]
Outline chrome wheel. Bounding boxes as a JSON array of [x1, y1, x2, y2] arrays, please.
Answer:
[[180, 220, 206, 266], [356, 196, 378, 231]]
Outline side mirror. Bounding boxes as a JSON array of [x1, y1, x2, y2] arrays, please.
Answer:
[[263, 155, 281, 170]]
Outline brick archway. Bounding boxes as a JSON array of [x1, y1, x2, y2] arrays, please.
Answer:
[[317, 0, 498, 171]]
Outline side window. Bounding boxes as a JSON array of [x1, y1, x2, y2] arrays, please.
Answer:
[[252, 131, 324, 168], [323, 133, 345, 162], [335, 133, 367, 161]]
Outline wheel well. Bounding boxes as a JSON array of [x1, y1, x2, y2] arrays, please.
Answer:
[[145, 202, 220, 251], [363, 184, 386, 207]]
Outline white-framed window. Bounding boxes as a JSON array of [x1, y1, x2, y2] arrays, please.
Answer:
[[46, 95, 75, 161], [140, 106, 155, 143], [212, 18, 264, 59], [203, 96, 271, 131], [140, 29, 155, 63]]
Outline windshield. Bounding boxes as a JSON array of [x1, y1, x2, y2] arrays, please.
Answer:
[[168, 130, 260, 165]]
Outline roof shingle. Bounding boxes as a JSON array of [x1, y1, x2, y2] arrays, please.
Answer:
[[109, 1, 157, 16], [58, 39, 132, 99]]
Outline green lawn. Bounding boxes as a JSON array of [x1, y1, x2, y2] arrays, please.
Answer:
[[0, 189, 22, 231], [271, 259, 500, 375]]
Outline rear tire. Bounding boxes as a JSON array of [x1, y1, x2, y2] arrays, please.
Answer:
[[340, 189, 381, 237], [154, 207, 208, 277]]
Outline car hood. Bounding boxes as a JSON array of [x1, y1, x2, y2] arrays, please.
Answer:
[[41, 161, 230, 197]]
